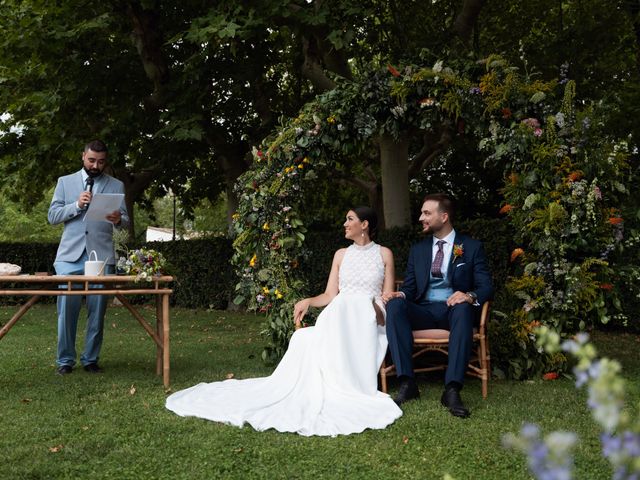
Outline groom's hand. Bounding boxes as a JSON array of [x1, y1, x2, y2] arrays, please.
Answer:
[[446, 291, 473, 307], [381, 291, 404, 304]]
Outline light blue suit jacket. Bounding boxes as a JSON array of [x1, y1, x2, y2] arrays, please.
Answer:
[[48, 170, 129, 265]]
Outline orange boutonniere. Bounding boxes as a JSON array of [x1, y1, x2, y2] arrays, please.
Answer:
[[452, 244, 464, 262]]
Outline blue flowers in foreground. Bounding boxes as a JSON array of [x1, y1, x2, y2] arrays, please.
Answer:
[[505, 328, 640, 479], [503, 424, 577, 480]]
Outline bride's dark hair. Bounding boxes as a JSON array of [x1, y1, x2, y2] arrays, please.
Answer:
[[352, 206, 378, 239]]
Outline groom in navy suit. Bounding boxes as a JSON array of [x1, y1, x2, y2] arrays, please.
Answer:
[[383, 193, 493, 417]]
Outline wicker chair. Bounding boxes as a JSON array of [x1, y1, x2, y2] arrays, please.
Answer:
[[379, 293, 491, 399]]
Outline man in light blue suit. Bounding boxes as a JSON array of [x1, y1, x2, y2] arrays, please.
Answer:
[[383, 193, 493, 417], [48, 140, 129, 375]]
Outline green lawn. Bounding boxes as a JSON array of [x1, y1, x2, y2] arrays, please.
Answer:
[[1, 304, 636, 479]]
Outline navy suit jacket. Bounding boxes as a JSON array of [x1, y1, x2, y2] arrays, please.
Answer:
[[48, 170, 129, 265], [400, 233, 493, 306]]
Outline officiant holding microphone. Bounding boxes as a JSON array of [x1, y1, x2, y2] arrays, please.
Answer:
[[48, 140, 129, 376]]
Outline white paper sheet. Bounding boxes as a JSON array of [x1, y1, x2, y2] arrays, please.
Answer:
[[84, 193, 125, 222]]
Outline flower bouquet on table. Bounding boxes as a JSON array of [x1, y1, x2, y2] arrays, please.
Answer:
[[117, 248, 167, 282]]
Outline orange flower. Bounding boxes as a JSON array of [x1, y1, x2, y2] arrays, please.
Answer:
[[499, 204, 513, 214], [608, 217, 624, 225], [501, 107, 512, 119], [567, 171, 583, 182], [510, 248, 524, 262], [387, 64, 401, 77], [542, 372, 559, 381], [599, 283, 614, 291]]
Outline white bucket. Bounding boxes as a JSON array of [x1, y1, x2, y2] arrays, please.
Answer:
[[84, 250, 105, 276]]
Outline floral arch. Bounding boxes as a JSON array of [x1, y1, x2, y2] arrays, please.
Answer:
[[231, 57, 635, 375]]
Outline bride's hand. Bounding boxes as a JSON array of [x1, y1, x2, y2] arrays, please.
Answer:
[[293, 299, 310, 325]]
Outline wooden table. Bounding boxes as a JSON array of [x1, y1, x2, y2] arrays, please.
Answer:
[[0, 274, 174, 387]]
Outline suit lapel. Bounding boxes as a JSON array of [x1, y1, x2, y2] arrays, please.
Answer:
[[93, 175, 109, 194], [448, 233, 463, 282], [417, 237, 433, 296], [424, 237, 433, 273], [75, 170, 85, 196], [447, 233, 464, 283]]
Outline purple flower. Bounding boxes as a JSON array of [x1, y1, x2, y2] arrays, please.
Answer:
[[469, 87, 481, 95]]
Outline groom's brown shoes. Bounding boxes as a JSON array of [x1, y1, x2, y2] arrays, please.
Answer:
[[441, 385, 470, 418], [394, 378, 420, 406]]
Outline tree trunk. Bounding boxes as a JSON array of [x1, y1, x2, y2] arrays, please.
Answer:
[[379, 133, 410, 228], [452, 0, 487, 44], [113, 168, 156, 240], [216, 151, 252, 236]]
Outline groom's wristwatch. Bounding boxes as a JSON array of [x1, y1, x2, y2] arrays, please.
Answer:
[[466, 291, 478, 304]]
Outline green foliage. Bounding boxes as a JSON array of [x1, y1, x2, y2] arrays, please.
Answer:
[[482, 71, 639, 378], [0, 189, 62, 243]]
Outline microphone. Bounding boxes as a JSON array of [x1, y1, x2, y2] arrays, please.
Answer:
[[84, 177, 94, 210]]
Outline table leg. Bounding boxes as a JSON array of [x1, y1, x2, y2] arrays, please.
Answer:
[[0, 295, 41, 340], [162, 293, 170, 388], [156, 295, 162, 376]]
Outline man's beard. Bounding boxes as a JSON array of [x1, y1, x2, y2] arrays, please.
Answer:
[[84, 167, 103, 178]]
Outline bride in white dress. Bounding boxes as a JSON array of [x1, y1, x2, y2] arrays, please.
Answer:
[[166, 207, 402, 436]]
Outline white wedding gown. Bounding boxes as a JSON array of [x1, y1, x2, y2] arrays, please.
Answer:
[[166, 242, 402, 436]]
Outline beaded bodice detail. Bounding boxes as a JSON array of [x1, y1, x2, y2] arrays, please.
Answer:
[[338, 242, 384, 296]]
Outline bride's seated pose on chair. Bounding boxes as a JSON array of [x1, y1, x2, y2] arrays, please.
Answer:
[[166, 206, 402, 436]]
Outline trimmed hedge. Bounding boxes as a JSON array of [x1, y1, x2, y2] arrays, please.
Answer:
[[0, 220, 511, 310], [0, 238, 234, 309], [147, 238, 234, 309]]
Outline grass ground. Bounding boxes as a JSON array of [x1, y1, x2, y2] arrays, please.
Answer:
[[1, 304, 638, 479]]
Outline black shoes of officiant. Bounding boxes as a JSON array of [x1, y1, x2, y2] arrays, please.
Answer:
[[441, 384, 470, 418], [393, 377, 420, 406], [56, 365, 73, 375], [83, 363, 104, 373]]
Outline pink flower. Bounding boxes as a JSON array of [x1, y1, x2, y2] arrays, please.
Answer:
[[522, 118, 540, 129], [534, 128, 543, 137], [594, 186, 602, 200]]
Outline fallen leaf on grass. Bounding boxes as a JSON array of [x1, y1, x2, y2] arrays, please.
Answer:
[[129, 385, 136, 395], [226, 373, 235, 379], [21, 398, 32, 403], [402, 436, 409, 444], [48, 445, 63, 453]]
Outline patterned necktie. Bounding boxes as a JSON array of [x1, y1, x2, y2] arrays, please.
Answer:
[[431, 240, 445, 278]]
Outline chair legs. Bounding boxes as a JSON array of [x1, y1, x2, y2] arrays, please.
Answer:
[[380, 335, 490, 399]]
